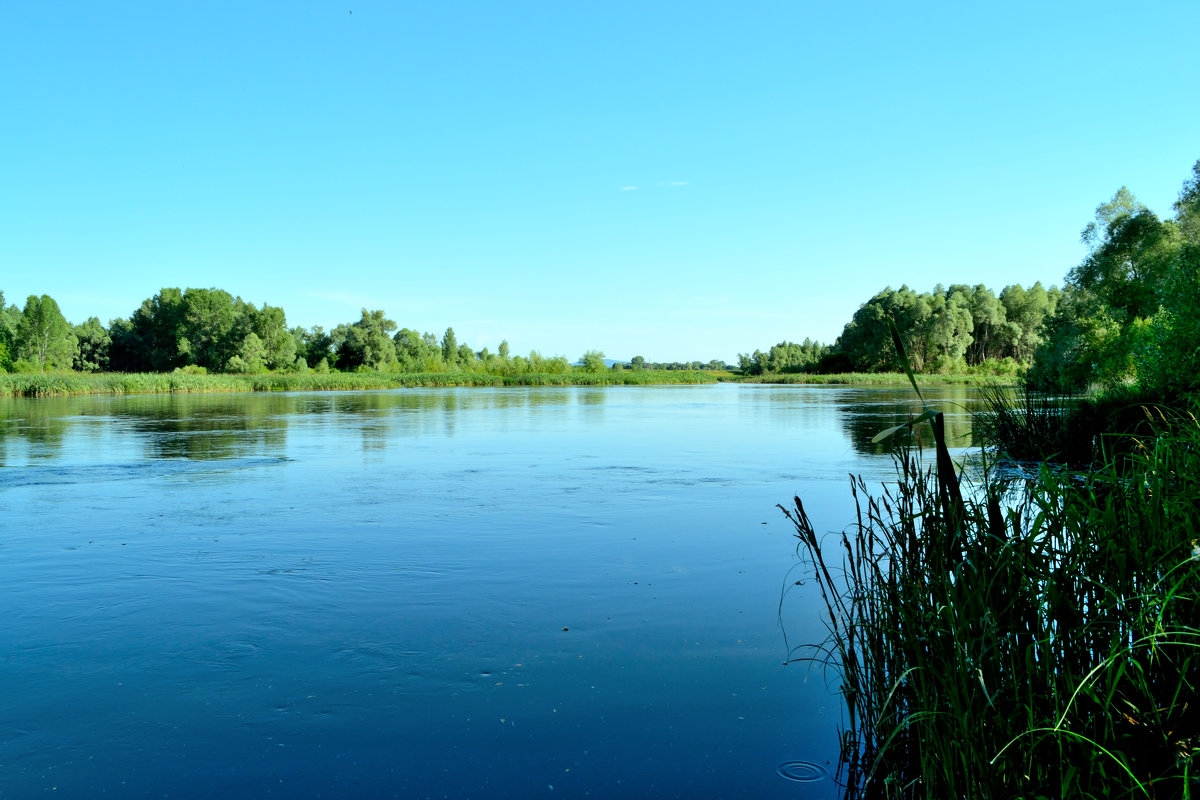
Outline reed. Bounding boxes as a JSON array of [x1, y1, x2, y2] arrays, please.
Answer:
[[0, 369, 721, 397], [743, 372, 1001, 386], [781, 323, 1200, 798], [971, 384, 1086, 464]]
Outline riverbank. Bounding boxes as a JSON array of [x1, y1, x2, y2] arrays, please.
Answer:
[[785, 387, 1200, 797], [739, 372, 1005, 386], [0, 370, 725, 397], [0, 370, 1012, 397]]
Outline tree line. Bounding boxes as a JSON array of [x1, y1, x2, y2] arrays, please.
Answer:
[[741, 159, 1199, 391], [737, 281, 1060, 377], [0, 288, 600, 377], [0, 284, 737, 377], [1026, 161, 1200, 392], [3, 159, 1196, 389]]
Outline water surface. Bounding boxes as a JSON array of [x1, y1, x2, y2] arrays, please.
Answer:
[[0, 383, 988, 798]]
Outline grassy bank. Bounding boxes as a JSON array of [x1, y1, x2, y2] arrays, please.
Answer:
[[0, 369, 722, 397], [741, 371, 1009, 386], [783, 398, 1200, 797]]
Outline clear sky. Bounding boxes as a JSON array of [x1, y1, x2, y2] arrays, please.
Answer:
[[2, 1, 1198, 363]]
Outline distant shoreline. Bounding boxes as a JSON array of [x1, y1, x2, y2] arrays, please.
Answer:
[[0, 371, 1012, 398]]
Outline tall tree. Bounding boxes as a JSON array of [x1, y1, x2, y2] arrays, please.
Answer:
[[0, 291, 16, 371], [179, 287, 237, 370], [73, 317, 112, 372], [112, 288, 187, 371], [243, 302, 295, 370], [580, 350, 606, 372], [1000, 282, 1060, 364], [16, 294, 77, 370], [1070, 188, 1179, 321], [441, 327, 458, 368], [334, 309, 397, 370], [952, 284, 1007, 365], [294, 325, 333, 368]]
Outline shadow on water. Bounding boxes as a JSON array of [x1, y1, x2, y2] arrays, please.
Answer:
[[836, 385, 987, 455]]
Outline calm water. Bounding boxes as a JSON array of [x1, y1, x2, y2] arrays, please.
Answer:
[[0, 384, 987, 799]]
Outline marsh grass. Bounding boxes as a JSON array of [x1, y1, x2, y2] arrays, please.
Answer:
[[742, 372, 1000, 386], [0, 369, 720, 397], [972, 384, 1085, 464], [977, 383, 1200, 468], [782, 323, 1200, 798], [783, 417, 1200, 798]]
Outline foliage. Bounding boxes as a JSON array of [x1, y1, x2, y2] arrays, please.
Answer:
[[827, 283, 1060, 376], [0, 368, 723, 397], [73, 316, 112, 372], [782, 401, 1200, 799], [0, 291, 16, 372], [737, 339, 829, 375], [15, 294, 78, 370], [972, 384, 1087, 464], [738, 371, 1002, 386], [1029, 160, 1200, 393], [579, 350, 606, 372], [332, 309, 397, 371]]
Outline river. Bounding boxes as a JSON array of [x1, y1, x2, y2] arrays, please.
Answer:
[[0, 383, 989, 798]]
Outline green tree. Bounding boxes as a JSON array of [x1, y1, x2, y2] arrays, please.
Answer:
[[836, 287, 906, 372], [110, 288, 186, 371], [456, 342, 475, 370], [243, 302, 295, 370], [334, 310, 397, 370], [16, 294, 78, 370], [920, 286, 973, 372], [1140, 161, 1200, 390], [0, 291, 17, 371], [178, 288, 237, 370], [999, 282, 1060, 364], [1071, 190, 1179, 321], [951, 284, 1007, 364], [1030, 175, 1193, 390], [441, 327, 458, 368], [393, 327, 431, 370], [226, 332, 268, 373], [294, 325, 333, 368], [580, 350, 606, 372], [73, 317, 112, 372]]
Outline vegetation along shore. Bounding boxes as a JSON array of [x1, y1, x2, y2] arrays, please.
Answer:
[[784, 160, 1200, 798]]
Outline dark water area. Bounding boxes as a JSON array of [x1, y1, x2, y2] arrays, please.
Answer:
[[0, 384, 990, 798]]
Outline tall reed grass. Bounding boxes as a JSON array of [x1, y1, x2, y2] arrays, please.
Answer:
[[742, 372, 1000, 386], [0, 369, 720, 397], [782, 323, 1200, 798], [783, 414, 1200, 798]]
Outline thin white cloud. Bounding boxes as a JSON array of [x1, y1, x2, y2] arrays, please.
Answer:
[[660, 180, 689, 186], [620, 185, 639, 191]]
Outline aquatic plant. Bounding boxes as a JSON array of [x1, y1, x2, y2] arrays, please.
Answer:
[[781, 325, 1200, 798], [0, 369, 722, 397]]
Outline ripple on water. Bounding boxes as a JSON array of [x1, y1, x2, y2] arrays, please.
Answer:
[[775, 760, 830, 783]]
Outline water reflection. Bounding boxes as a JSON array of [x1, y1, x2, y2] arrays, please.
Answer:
[[0, 384, 1002, 466], [1, 383, 1006, 799], [836, 385, 982, 456], [114, 394, 291, 460]]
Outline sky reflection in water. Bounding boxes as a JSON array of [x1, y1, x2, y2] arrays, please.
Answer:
[[0, 384, 988, 798]]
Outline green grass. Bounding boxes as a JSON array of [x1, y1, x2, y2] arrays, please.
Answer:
[[975, 383, 1200, 467], [742, 372, 1005, 385], [0, 369, 722, 397], [782, 404, 1200, 799]]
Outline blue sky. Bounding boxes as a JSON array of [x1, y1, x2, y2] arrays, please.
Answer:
[[3, 1, 1198, 363]]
